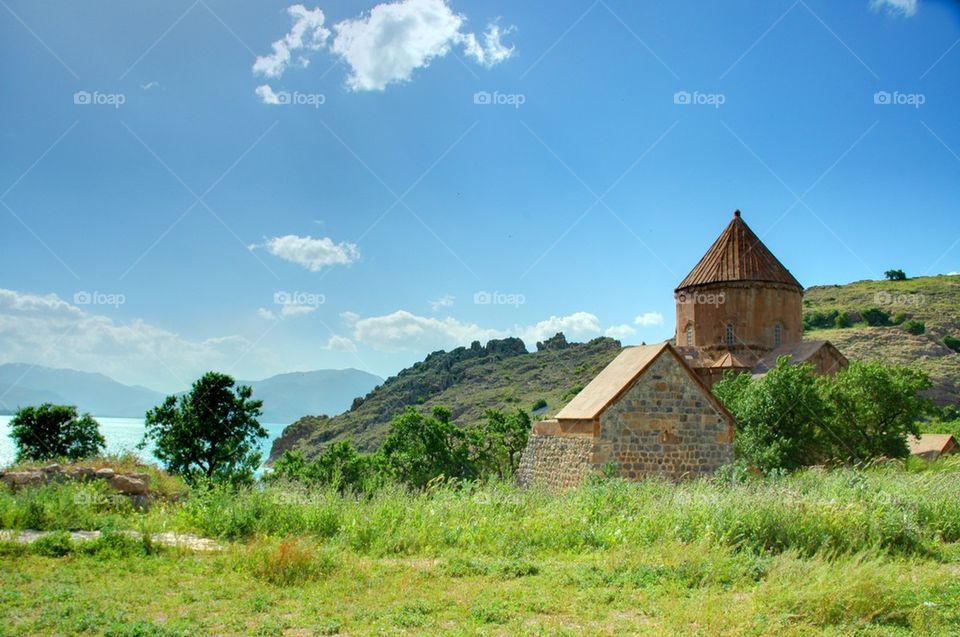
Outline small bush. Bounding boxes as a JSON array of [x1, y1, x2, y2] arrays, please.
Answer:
[[903, 319, 926, 335], [531, 398, 547, 411], [834, 312, 851, 329], [944, 334, 960, 353], [30, 531, 74, 557], [861, 307, 892, 327]]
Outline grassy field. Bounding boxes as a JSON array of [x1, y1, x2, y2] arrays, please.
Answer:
[[2, 458, 960, 636]]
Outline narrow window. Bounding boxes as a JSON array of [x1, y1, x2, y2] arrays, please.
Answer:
[[774, 323, 782, 347], [725, 323, 735, 347], [685, 324, 693, 346]]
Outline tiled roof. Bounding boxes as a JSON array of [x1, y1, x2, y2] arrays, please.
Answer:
[[554, 342, 733, 423], [676, 210, 803, 291], [752, 340, 847, 375], [908, 434, 958, 459]]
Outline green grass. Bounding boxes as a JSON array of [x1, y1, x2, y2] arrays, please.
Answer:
[[2, 459, 960, 635]]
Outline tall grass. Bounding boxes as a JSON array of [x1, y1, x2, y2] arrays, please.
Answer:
[[3, 458, 959, 560]]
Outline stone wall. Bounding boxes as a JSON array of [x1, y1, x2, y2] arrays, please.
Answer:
[[675, 281, 802, 353], [595, 353, 734, 480], [515, 433, 594, 489]]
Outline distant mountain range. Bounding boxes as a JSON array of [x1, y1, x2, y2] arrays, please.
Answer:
[[0, 364, 382, 424]]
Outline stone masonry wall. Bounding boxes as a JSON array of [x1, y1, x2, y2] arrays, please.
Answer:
[[515, 433, 594, 489], [596, 353, 734, 480]]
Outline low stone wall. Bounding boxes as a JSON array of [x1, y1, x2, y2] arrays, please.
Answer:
[[0, 464, 152, 496], [515, 433, 594, 489]]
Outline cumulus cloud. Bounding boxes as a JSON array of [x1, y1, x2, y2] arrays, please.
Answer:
[[871, 0, 918, 16], [634, 312, 665, 327], [348, 309, 606, 353], [251, 235, 359, 272], [253, 1, 515, 92], [429, 295, 455, 311], [0, 289, 278, 393], [257, 307, 278, 321], [253, 4, 330, 78], [280, 304, 317, 317], [324, 335, 357, 351], [604, 324, 636, 339]]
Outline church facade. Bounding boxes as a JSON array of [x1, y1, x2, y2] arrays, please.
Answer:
[[515, 210, 847, 486]]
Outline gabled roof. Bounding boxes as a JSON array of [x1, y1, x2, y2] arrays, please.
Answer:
[[676, 210, 803, 291], [908, 434, 958, 459], [752, 340, 847, 376], [555, 342, 733, 423]]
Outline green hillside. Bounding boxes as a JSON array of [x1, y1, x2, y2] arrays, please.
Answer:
[[272, 274, 960, 462], [803, 274, 960, 405], [269, 334, 623, 460]]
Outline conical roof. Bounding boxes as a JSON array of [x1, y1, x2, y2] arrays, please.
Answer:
[[676, 210, 802, 291]]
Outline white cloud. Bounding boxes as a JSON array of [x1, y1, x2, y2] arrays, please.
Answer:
[[324, 335, 357, 351], [257, 307, 278, 321], [330, 0, 515, 91], [0, 289, 278, 394], [141, 81, 159, 91], [516, 312, 602, 345], [429, 295, 455, 311], [634, 312, 665, 327], [349, 309, 606, 353], [605, 324, 636, 339], [252, 235, 359, 271], [253, 4, 330, 78], [255, 84, 284, 104], [460, 22, 515, 67], [947, 271, 959, 276], [871, 0, 918, 16]]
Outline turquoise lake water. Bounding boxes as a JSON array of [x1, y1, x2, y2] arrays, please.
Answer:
[[0, 415, 288, 470]]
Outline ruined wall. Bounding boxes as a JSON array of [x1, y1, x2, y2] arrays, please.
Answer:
[[514, 433, 594, 489], [595, 353, 734, 480]]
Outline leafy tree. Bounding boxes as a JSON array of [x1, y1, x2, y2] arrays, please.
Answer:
[[902, 319, 926, 335], [9, 404, 105, 462], [834, 312, 851, 329], [270, 443, 382, 492], [713, 359, 831, 472], [467, 409, 531, 479], [379, 406, 469, 488], [821, 362, 932, 462], [142, 372, 266, 485], [884, 269, 907, 281]]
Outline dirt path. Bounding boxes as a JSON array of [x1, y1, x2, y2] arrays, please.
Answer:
[[0, 529, 222, 552]]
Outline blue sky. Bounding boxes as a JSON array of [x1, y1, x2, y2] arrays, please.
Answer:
[[1, 0, 958, 394]]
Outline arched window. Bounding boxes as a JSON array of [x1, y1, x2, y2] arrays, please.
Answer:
[[685, 324, 693, 346], [774, 323, 783, 347], [725, 323, 735, 347]]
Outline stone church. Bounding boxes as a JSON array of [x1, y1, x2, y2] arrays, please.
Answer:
[[516, 210, 847, 486]]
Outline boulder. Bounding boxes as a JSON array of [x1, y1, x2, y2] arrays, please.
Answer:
[[42, 463, 63, 474], [94, 468, 115, 479], [1, 471, 46, 488], [68, 467, 96, 481], [108, 474, 150, 495]]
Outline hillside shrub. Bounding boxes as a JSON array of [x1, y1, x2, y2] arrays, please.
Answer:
[[944, 334, 960, 353], [884, 269, 907, 281], [803, 309, 840, 331], [834, 312, 851, 329], [860, 307, 892, 327], [903, 319, 926, 335]]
